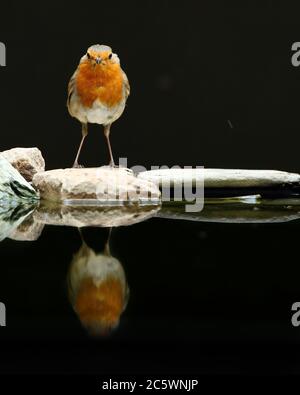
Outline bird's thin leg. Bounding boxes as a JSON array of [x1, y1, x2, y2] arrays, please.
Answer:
[[73, 123, 88, 168], [103, 227, 112, 256], [103, 124, 115, 166]]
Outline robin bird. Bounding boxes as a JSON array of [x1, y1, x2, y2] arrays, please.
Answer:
[[67, 44, 130, 167], [68, 228, 129, 336]]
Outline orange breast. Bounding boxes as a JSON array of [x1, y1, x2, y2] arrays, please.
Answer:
[[76, 61, 123, 108], [75, 277, 124, 330]]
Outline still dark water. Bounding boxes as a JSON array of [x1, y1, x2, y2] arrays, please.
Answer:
[[0, 205, 300, 376]]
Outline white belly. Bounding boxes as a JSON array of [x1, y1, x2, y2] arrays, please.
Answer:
[[85, 98, 125, 124], [69, 93, 126, 125]]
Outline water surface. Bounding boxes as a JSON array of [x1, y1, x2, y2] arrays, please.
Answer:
[[0, 200, 300, 375]]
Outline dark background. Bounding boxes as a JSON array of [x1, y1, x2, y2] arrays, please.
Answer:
[[0, 1, 300, 171]]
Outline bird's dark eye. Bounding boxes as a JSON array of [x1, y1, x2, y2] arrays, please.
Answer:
[[108, 53, 112, 59], [86, 52, 91, 59]]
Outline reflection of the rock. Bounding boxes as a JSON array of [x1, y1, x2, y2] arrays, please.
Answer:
[[68, 228, 129, 336], [159, 198, 300, 223], [0, 203, 38, 241], [3, 197, 300, 241], [34, 201, 161, 227], [0, 202, 160, 241]]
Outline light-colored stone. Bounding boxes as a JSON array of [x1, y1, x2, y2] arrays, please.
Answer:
[[34, 202, 160, 227], [138, 168, 300, 188], [1, 147, 45, 182], [0, 155, 38, 203], [32, 167, 161, 204]]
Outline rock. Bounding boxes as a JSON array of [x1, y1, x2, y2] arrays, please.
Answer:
[[0, 155, 38, 203], [32, 167, 161, 204], [1, 147, 45, 182], [138, 168, 300, 188], [138, 168, 300, 198], [34, 202, 160, 227]]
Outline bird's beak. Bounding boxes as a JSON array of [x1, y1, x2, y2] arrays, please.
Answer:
[[95, 57, 102, 65]]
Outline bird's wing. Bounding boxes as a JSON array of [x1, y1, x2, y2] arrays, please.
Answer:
[[67, 71, 77, 111], [122, 70, 130, 100]]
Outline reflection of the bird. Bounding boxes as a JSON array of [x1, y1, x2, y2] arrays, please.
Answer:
[[68, 227, 129, 336]]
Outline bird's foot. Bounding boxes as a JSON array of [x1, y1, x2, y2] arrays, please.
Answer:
[[106, 163, 133, 175], [72, 162, 84, 169], [108, 160, 118, 168]]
